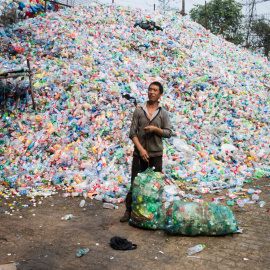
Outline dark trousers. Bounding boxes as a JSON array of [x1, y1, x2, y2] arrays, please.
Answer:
[[125, 155, 162, 211]]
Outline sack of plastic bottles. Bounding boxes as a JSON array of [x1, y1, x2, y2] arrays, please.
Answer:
[[166, 201, 238, 236], [130, 168, 166, 230]]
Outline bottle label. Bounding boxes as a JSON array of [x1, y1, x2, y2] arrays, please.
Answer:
[[152, 181, 161, 191]]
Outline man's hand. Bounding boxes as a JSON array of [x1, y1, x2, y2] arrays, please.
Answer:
[[144, 126, 157, 134], [139, 148, 149, 162]]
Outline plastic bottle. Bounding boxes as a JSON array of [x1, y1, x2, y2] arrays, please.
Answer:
[[61, 214, 73, 220], [79, 200, 85, 207], [76, 248, 89, 258], [236, 200, 245, 208], [252, 194, 259, 201], [103, 203, 118, 209], [187, 244, 205, 255], [258, 201, 265, 207]]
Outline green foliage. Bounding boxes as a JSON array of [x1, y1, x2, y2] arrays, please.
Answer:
[[190, 0, 244, 45], [250, 20, 270, 58]]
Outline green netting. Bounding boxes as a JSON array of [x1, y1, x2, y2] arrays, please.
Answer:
[[130, 168, 166, 230], [166, 201, 238, 235]]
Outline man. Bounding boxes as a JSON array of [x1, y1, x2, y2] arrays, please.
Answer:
[[120, 81, 172, 222]]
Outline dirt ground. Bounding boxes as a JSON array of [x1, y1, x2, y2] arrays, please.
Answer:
[[0, 178, 269, 270]]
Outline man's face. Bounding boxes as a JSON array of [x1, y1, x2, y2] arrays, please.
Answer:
[[148, 84, 162, 102]]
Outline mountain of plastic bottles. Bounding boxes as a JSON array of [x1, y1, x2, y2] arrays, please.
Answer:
[[0, 4, 269, 202]]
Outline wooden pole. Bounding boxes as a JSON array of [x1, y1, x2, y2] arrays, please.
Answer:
[[246, 0, 256, 48], [181, 0, 185, 16], [205, 1, 208, 29], [27, 59, 36, 110]]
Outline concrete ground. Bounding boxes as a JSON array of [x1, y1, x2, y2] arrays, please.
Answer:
[[0, 177, 269, 270]]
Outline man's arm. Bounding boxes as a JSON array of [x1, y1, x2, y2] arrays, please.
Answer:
[[132, 136, 149, 162], [144, 109, 172, 138], [144, 126, 163, 136], [161, 109, 172, 138], [129, 109, 149, 162]]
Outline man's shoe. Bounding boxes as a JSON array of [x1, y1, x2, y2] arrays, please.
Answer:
[[120, 210, 131, 222]]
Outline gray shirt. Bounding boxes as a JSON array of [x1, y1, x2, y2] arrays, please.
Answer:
[[129, 102, 172, 157]]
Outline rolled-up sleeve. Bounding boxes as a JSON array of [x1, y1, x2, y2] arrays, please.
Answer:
[[162, 110, 172, 138], [129, 109, 139, 140]]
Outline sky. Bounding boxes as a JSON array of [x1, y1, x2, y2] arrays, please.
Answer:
[[90, 0, 269, 16]]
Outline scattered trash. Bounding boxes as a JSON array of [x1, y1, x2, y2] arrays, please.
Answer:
[[110, 236, 137, 250]]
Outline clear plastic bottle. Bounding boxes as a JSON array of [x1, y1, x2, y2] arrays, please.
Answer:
[[76, 248, 89, 258], [103, 203, 118, 209], [258, 201, 265, 207], [61, 214, 73, 220], [187, 244, 205, 255], [80, 200, 85, 207]]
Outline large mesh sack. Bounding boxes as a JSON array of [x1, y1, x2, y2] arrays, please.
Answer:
[[130, 168, 166, 230], [166, 200, 238, 235]]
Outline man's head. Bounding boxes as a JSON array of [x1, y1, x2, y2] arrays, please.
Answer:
[[148, 81, 163, 103]]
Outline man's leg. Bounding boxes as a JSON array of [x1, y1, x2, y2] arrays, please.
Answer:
[[120, 155, 142, 222], [149, 156, 162, 173], [124, 155, 140, 213]]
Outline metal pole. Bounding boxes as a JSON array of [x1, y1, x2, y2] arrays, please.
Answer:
[[112, 0, 114, 3], [205, 1, 208, 29], [246, 0, 256, 48], [154, 4, 155, 11], [27, 59, 36, 111], [45, 0, 47, 13]]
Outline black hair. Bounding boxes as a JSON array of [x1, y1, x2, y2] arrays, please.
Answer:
[[148, 81, 164, 94]]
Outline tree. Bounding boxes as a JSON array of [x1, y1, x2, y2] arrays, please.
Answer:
[[157, 0, 181, 12], [190, 0, 244, 45], [250, 19, 270, 58]]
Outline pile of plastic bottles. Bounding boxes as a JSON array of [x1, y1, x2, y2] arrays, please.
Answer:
[[0, 0, 59, 23], [166, 200, 238, 235], [0, 4, 269, 204], [130, 168, 166, 229]]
